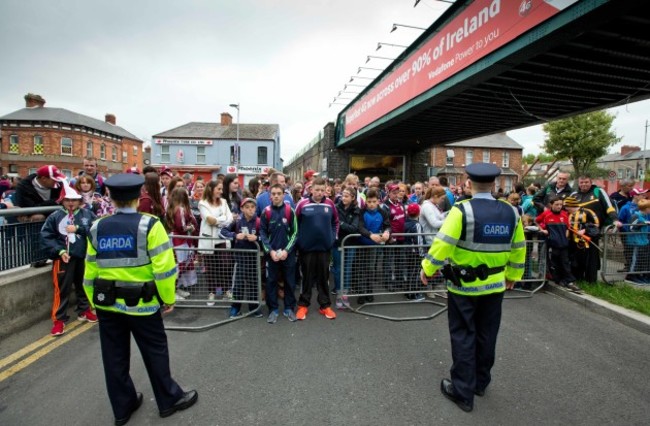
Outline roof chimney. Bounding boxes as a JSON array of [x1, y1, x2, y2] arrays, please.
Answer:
[[221, 112, 233, 126], [621, 145, 641, 156], [105, 113, 116, 125], [25, 93, 46, 108]]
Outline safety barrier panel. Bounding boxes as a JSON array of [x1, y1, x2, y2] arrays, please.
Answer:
[[163, 235, 264, 331], [506, 235, 546, 299], [339, 233, 447, 321], [0, 207, 57, 271], [600, 225, 650, 286]]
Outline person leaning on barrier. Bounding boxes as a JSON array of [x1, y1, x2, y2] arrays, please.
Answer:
[[420, 162, 526, 413], [14, 165, 65, 222], [83, 173, 197, 425]]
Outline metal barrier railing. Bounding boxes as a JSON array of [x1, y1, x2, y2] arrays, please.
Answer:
[[339, 233, 447, 321], [601, 225, 650, 285], [0, 206, 58, 271], [163, 235, 264, 331], [339, 232, 546, 320]]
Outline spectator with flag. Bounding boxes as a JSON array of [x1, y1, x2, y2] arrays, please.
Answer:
[[40, 182, 97, 336]]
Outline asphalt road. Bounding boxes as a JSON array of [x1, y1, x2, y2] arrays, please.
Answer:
[[1, 290, 649, 426]]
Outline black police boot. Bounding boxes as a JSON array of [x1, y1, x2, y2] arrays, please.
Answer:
[[440, 379, 473, 412]]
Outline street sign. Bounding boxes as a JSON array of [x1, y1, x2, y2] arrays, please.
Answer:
[[608, 170, 617, 178]]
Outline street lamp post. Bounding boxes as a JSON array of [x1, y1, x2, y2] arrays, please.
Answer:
[[229, 103, 240, 165]]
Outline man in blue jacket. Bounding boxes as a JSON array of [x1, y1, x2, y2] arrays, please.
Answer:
[[260, 184, 299, 323], [294, 177, 339, 320]]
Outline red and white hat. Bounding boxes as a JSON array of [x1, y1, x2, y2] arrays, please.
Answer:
[[57, 182, 82, 203], [630, 188, 649, 197], [36, 165, 66, 182]]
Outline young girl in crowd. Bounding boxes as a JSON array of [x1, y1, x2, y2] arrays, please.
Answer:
[[166, 187, 199, 300], [198, 179, 233, 304], [190, 179, 205, 227], [138, 172, 165, 220], [222, 174, 242, 224], [419, 186, 448, 245], [74, 175, 102, 214], [333, 186, 360, 309]]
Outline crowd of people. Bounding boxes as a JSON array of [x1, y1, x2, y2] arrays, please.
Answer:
[[3, 159, 649, 333]]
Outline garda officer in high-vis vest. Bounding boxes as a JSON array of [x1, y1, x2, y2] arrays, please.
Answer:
[[83, 174, 198, 426], [420, 163, 525, 413]]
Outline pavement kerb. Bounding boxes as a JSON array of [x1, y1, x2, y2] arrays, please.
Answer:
[[544, 282, 650, 336]]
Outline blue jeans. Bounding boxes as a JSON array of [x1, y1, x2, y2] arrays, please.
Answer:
[[332, 247, 355, 293]]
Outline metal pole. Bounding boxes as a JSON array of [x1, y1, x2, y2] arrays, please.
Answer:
[[236, 106, 240, 165]]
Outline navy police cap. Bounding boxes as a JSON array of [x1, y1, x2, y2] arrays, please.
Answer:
[[105, 173, 145, 201], [466, 162, 501, 183]]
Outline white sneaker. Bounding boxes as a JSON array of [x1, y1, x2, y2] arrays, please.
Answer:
[[225, 290, 233, 300], [175, 293, 186, 301], [206, 293, 216, 306], [176, 288, 190, 298]]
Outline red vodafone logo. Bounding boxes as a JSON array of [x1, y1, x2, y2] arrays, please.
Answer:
[[227, 166, 237, 174]]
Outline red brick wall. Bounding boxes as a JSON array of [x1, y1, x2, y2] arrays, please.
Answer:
[[0, 125, 142, 177]]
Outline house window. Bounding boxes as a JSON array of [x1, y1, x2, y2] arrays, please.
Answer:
[[446, 149, 454, 166], [483, 149, 490, 163], [504, 176, 513, 193], [122, 151, 128, 163], [502, 151, 510, 168], [9, 135, 19, 154], [133, 146, 138, 156], [465, 149, 473, 166], [257, 147, 268, 164], [61, 169, 73, 180], [100, 144, 106, 160], [33, 135, 44, 154], [197, 146, 206, 164], [86, 141, 93, 158], [161, 145, 170, 163], [112, 146, 117, 162], [230, 145, 240, 164], [61, 137, 73, 155], [617, 169, 624, 179]]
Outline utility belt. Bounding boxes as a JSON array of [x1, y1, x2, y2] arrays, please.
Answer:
[[93, 279, 159, 307], [441, 264, 505, 287]]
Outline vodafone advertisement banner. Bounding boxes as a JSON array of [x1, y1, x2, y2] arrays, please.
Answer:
[[344, 0, 579, 137]]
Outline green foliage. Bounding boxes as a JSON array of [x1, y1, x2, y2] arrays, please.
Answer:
[[523, 153, 554, 164], [542, 111, 620, 178]]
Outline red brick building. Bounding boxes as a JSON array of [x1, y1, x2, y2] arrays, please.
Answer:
[[0, 93, 143, 179], [428, 133, 524, 192]]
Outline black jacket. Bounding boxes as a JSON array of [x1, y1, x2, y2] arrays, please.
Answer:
[[14, 173, 62, 209], [335, 200, 360, 247]]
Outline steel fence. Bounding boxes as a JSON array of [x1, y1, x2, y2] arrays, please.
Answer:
[[339, 232, 546, 320], [0, 207, 57, 271], [163, 235, 264, 331], [601, 225, 650, 286], [339, 233, 447, 321]]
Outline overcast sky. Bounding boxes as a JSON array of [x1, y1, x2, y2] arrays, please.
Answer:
[[2, 0, 649, 163]]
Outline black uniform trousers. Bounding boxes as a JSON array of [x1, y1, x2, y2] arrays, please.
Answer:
[[97, 309, 184, 418], [447, 291, 504, 404], [52, 257, 89, 321], [298, 251, 331, 308]]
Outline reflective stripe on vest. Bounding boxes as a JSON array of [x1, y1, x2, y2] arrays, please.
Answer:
[[458, 201, 520, 253], [91, 215, 153, 268], [447, 281, 505, 294]]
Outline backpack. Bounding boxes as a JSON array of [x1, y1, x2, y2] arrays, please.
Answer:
[[264, 202, 292, 223]]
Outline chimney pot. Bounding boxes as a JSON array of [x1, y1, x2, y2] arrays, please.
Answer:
[[24, 93, 46, 108], [105, 114, 116, 125], [221, 112, 233, 126]]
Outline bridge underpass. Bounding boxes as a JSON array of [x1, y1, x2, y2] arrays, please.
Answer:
[[335, 0, 650, 153]]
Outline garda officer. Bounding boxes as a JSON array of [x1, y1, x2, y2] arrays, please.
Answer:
[[83, 173, 197, 425], [420, 163, 525, 412]]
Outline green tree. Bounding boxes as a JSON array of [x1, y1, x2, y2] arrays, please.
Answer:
[[523, 152, 554, 164], [542, 110, 620, 178]]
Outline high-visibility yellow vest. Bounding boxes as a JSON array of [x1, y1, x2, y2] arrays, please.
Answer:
[[83, 211, 178, 315], [422, 196, 526, 296]]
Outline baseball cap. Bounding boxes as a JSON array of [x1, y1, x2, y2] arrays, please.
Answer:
[[159, 166, 173, 177], [407, 203, 420, 216], [240, 197, 257, 207], [630, 188, 649, 196], [36, 165, 66, 182], [126, 166, 141, 174], [304, 169, 318, 180], [57, 182, 82, 203]]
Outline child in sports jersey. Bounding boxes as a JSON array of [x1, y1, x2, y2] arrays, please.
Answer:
[[220, 197, 263, 318]]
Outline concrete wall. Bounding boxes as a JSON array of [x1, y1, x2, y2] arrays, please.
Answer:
[[0, 266, 55, 338]]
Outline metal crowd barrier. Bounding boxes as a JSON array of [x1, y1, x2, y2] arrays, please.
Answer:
[[163, 235, 264, 331], [339, 233, 447, 321], [0, 206, 57, 271], [338, 232, 546, 321], [601, 224, 650, 285]]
